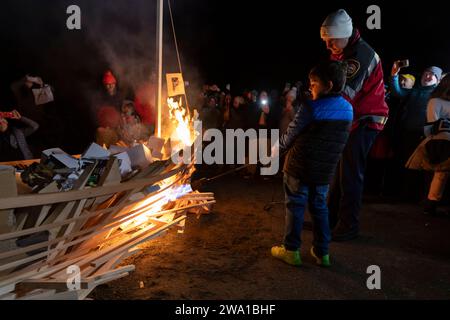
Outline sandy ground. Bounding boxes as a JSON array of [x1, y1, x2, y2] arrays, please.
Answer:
[[91, 170, 450, 300]]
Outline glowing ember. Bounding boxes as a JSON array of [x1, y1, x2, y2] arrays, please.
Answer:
[[119, 174, 193, 230]]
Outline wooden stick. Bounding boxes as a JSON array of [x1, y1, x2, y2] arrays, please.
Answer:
[[0, 201, 214, 265], [0, 174, 188, 241], [86, 216, 186, 268]]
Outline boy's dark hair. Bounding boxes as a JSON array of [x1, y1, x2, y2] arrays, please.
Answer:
[[309, 61, 348, 94]]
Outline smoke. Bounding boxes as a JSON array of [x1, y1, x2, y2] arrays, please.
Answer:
[[77, 0, 205, 137], [82, 0, 156, 88]]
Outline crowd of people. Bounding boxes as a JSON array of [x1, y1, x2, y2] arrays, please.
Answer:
[[191, 9, 449, 266], [195, 55, 449, 217]]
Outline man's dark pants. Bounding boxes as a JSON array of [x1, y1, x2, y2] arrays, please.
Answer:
[[328, 124, 379, 233]]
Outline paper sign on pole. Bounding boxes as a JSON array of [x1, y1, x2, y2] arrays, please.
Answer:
[[166, 73, 185, 97]]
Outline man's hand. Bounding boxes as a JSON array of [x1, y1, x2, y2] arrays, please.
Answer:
[[391, 61, 401, 77], [262, 105, 270, 115], [26, 75, 44, 86]]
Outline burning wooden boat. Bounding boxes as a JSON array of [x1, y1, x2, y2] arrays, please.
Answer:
[[0, 98, 212, 300]]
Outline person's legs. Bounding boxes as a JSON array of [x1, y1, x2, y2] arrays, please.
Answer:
[[309, 185, 331, 256], [425, 172, 449, 215], [333, 126, 378, 240], [428, 172, 449, 201], [283, 174, 309, 250], [272, 173, 307, 266]]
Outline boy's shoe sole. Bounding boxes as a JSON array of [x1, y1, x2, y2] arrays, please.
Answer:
[[271, 245, 302, 266], [310, 247, 331, 267]]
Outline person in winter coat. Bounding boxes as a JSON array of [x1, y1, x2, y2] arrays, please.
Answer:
[[322, 9, 389, 241], [95, 70, 135, 147], [391, 64, 442, 157], [0, 110, 39, 161], [225, 96, 246, 130], [199, 96, 221, 131], [406, 74, 450, 216], [271, 60, 353, 267], [390, 64, 443, 201]]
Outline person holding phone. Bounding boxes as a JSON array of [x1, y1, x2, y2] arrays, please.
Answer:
[[390, 62, 443, 201], [258, 91, 271, 128]]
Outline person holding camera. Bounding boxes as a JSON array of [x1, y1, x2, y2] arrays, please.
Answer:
[[390, 63, 443, 201], [320, 9, 389, 241], [10, 75, 45, 125]]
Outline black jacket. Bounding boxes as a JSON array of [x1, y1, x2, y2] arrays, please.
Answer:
[[280, 95, 353, 185]]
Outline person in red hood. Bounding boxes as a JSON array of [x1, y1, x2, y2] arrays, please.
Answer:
[[95, 70, 122, 147], [321, 9, 389, 241]]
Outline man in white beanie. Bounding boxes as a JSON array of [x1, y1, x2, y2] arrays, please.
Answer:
[[321, 9, 389, 241]]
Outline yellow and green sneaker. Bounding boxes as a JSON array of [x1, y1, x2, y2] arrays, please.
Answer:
[[271, 245, 302, 266], [310, 246, 330, 267]]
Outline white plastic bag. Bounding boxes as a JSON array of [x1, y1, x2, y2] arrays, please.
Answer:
[[32, 85, 54, 105]]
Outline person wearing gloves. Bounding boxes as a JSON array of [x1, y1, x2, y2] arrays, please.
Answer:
[[390, 64, 443, 201], [406, 74, 450, 216], [321, 9, 389, 241], [271, 60, 353, 267]]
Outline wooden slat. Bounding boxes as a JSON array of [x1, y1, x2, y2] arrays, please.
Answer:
[[0, 165, 185, 210]]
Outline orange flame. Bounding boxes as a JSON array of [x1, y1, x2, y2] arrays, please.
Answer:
[[167, 98, 193, 147]]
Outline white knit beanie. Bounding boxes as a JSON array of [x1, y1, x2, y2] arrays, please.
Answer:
[[320, 9, 353, 39], [286, 88, 297, 100]]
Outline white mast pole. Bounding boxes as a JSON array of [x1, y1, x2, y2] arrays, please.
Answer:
[[156, 0, 163, 137]]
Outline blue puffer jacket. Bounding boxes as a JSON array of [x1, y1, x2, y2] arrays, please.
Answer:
[[280, 94, 353, 185]]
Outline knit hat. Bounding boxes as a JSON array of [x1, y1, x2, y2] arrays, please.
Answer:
[[425, 66, 443, 81], [286, 88, 297, 100], [320, 9, 353, 39], [400, 74, 416, 82], [103, 71, 117, 85]]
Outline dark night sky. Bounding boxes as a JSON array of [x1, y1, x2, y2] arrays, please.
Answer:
[[0, 0, 449, 152]]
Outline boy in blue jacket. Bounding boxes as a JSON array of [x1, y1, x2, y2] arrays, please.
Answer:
[[271, 61, 353, 267]]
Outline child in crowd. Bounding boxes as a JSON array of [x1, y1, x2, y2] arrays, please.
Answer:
[[271, 61, 353, 267]]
